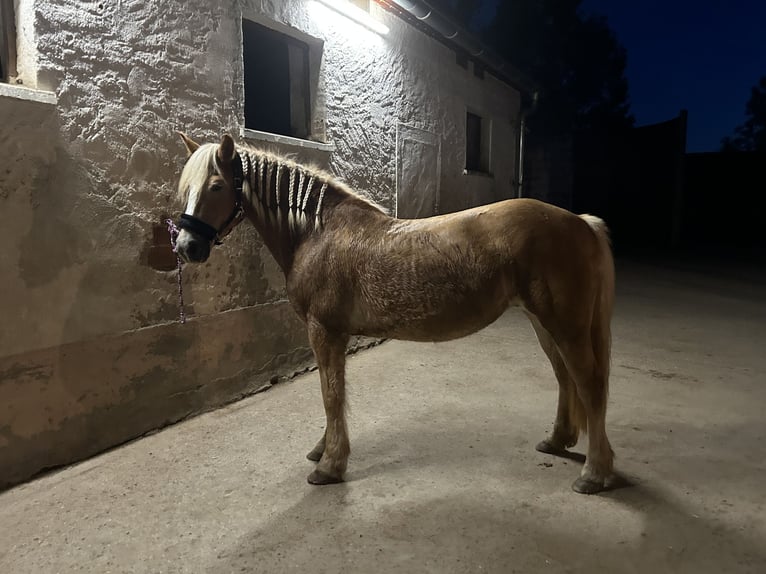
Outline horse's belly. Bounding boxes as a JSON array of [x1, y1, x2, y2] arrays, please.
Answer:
[[351, 277, 517, 342], [388, 302, 513, 342]]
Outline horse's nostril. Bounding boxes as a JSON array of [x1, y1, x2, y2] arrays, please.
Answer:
[[186, 240, 207, 262]]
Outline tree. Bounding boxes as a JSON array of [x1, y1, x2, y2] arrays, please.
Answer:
[[721, 76, 766, 152], [485, 0, 633, 135], [424, 0, 633, 135]]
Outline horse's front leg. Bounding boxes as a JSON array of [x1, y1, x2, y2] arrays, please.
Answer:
[[306, 319, 350, 485]]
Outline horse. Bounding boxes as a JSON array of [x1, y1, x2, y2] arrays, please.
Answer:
[[172, 133, 616, 494]]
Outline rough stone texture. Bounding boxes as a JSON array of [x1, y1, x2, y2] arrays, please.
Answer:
[[302, 0, 520, 214], [0, 261, 763, 573], [0, 0, 521, 488]]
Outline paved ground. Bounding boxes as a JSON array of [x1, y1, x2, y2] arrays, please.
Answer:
[[1, 260, 765, 573]]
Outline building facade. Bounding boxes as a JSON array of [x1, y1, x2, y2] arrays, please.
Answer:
[[0, 0, 528, 488]]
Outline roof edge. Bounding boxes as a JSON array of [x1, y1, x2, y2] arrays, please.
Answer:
[[378, 0, 540, 96]]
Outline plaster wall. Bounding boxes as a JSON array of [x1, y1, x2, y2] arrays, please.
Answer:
[[0, 0, 522, 489]]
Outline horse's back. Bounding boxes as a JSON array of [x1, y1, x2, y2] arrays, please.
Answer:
[[389, 198, 600, 266]]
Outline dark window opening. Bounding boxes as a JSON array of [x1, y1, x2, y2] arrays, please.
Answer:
[[0, 0, 17, 83], [466, 111, 491, 174], [466, 112, 483, 172], [243, 19, 310, 139]]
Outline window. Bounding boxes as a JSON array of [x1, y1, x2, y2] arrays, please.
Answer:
[[465, 111, 491, 174], [242, 19, 311, 139], [0, 0, 16, 82]]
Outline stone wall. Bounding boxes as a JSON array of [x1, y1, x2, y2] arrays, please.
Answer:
[[0, 0, 521, 489]]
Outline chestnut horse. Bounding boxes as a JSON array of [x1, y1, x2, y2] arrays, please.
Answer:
[[173, 133, 615, 494]]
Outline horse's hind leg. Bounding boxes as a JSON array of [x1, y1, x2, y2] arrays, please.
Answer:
[[306, 434, 325, 462], [306, 319, 350, 485], [556, 336, 614, 494], [527, 313, 582, 454]]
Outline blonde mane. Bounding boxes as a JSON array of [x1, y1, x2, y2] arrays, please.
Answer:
[[176, 144, 220, 216], [177, 142, 386, 233]]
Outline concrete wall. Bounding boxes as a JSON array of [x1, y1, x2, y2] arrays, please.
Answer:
[[0, 0, 521, 489]]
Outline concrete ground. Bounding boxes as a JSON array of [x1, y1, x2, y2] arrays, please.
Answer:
[[1, 260, 765, 573]]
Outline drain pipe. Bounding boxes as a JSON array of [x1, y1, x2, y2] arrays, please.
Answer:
[[515, 92, 538, 198], [517, 113, 527, 198], [389, 0, 489, 58]]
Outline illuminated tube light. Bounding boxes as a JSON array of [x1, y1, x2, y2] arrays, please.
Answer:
[[315, 0, 390, 35]]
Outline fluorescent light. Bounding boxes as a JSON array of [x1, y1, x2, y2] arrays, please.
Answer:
[[315, 0, 390, 35]]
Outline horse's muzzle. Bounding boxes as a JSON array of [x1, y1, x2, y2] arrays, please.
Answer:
[[176, 231, 211, 263]]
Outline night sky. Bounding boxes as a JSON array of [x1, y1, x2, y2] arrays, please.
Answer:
[[476, 1, 766, 152]]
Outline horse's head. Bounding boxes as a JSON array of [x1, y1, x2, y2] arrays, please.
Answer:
[[174, 133, 245, 263]]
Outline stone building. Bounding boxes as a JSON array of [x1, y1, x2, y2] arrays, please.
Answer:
[[0, 0, 535, 488]]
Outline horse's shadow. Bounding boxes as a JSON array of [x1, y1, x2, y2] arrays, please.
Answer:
[[349, 438, 636, 495], [200, 408, 766, 572], [344, 413, 634, 491], [206, 466, 764, 573]]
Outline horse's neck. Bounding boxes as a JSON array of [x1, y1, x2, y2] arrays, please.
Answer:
[[240, 149, 361, 274]]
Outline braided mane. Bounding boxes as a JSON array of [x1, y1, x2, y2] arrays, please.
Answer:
[[177, 143, 386, 234]]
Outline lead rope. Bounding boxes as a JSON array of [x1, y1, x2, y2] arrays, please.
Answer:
[[165, 218, 186, 324]]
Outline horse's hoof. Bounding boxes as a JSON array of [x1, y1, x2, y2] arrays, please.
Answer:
[[536, 439, 567, 455], [306, 448, 323, 462], [307, 469, 344, 485], [572, 476, 605, 494]]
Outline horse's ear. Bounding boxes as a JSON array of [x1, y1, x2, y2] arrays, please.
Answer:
[[217, 134, 236, 165], [178, 132, 200, 157]]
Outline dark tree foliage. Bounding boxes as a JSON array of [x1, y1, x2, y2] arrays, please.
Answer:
[[487, 0, 633, 134], [721, 76, 766, 152], [426, 0, 634, 135]]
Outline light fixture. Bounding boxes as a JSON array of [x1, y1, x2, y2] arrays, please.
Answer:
[[315, 0, 390, 35]]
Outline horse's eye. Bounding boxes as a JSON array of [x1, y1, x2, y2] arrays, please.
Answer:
[[209, 183, 224, 193]]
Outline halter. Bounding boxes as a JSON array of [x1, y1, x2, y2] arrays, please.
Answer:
[[177, 152, 247, 245]]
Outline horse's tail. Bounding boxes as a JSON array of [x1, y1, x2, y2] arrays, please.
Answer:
[[575, 214, 615, 435]]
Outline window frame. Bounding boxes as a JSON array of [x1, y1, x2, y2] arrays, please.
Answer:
[[240, 13, 328, 149]]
